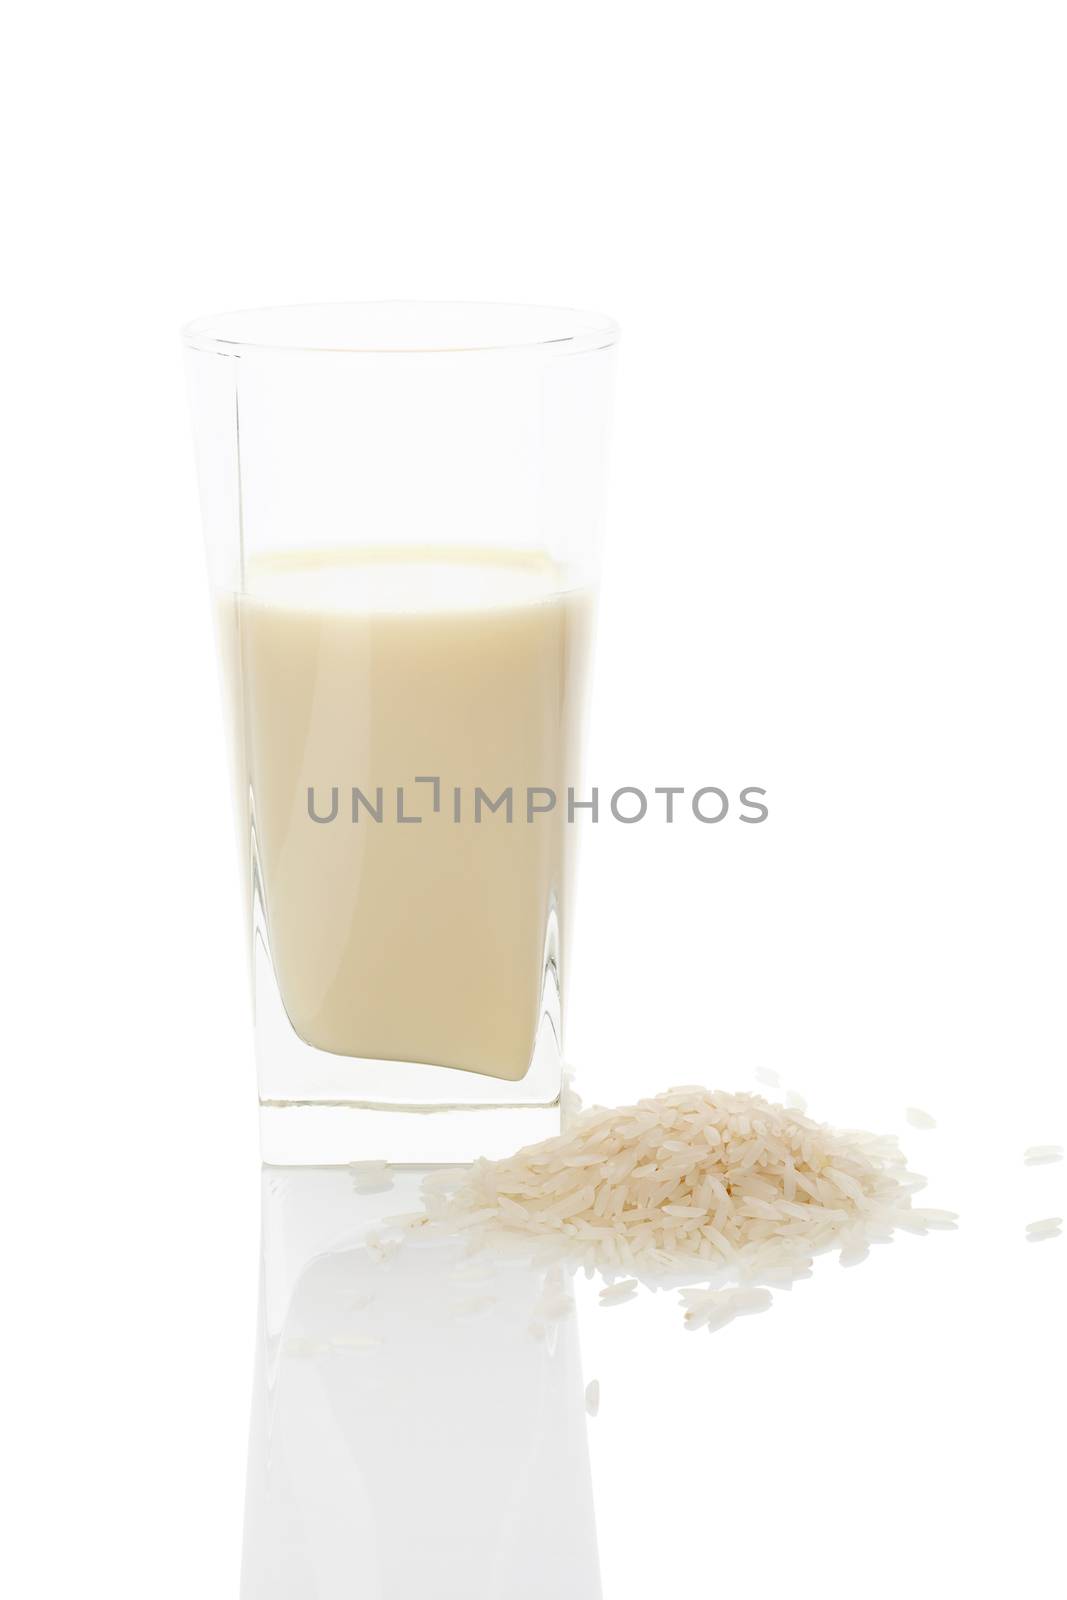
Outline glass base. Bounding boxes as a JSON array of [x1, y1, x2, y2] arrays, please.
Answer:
[[253, 927, 564, 1165], [259, 1100, 561, 1166]]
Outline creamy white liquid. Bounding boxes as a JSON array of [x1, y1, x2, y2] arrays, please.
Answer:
[[218, 547, 593, 1081]]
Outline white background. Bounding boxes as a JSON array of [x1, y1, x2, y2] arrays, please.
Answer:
[[3, 2, 1065, 1595]]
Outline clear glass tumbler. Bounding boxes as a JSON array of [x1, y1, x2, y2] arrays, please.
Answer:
[[183, 303, 617, 1164]]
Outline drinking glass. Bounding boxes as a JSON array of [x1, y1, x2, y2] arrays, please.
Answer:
[[184, 303, 617, 1164]]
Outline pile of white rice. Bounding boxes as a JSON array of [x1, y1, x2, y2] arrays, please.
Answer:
[[403, 1086, 956, 1286]]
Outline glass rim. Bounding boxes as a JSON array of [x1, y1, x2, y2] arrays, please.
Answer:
[[181, 300, 620, 358]]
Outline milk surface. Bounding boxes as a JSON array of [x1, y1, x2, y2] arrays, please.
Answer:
[[218, 547, 592, 1081]]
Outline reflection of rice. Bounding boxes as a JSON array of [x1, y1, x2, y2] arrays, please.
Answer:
[[349, 1159, 395, 1196], [598, 1279, 638, 1306], [680, 1286, 773, 1332]]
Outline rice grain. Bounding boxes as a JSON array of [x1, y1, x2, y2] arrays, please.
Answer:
[[1023, 1145, 1063, 1166]]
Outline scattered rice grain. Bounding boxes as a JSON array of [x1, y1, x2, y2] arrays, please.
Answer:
[[1023, 1145, 1063, 1166], [1025, 1217, 1063, 1242]]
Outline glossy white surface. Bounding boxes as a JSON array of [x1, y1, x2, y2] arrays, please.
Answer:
[[225, 1111, 1063, 1598], [244, 1169, 600, 1599]]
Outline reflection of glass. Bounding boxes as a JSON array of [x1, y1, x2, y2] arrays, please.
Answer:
[[243, 1166, 602, 1598], [184, 304, 618, 1165]]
